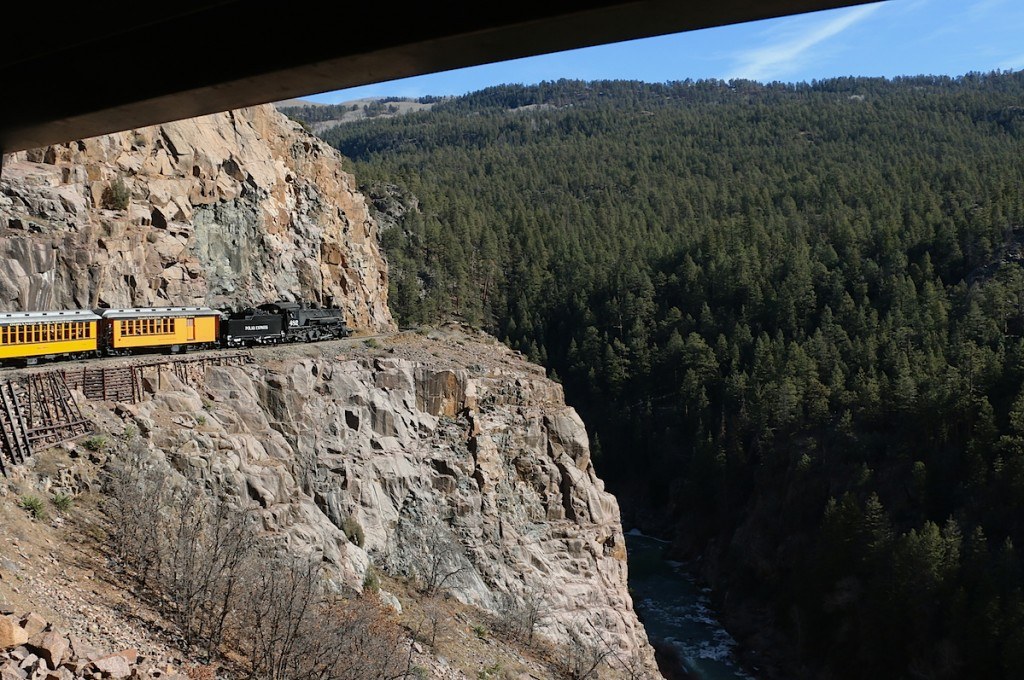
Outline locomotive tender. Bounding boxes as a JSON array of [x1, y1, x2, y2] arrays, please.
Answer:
[[0, 301, 350, 365]]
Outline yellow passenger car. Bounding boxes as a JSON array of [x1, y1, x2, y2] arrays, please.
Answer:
[[0, 310, 101, 364], [96, 307, 221, 354]]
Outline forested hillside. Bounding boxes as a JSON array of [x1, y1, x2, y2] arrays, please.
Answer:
[[312, 73, 1024, 678]]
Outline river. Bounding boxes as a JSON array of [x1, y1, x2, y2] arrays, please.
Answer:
[[626, 531, 755, 680]]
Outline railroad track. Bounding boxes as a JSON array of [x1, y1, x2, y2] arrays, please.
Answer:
[[0, 332, 387, 379], [0, 332, 396, 475]]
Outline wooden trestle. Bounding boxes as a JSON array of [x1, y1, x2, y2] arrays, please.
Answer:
[[0, 351, 252, 475], [0, 373, 89, 474], [63, 365, 141, 403]]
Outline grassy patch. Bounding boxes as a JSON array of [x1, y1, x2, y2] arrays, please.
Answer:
[[341, 514, 365, 547], [51, 493, 73, 513], [362, 564, 380, 592], [81, 434, 108, 452], [19, 495, 48, 520], [101, 178, 131, 210]]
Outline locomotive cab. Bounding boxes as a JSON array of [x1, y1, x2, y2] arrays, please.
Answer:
[[258, 301, 350, 342]]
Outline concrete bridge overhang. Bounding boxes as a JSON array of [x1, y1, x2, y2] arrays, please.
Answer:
[[0, 0, 882, 154]]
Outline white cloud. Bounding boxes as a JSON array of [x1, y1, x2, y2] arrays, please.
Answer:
[[969, 0, 1007, 18], [724, 4, 882, 82], [999, 53, 1024, 71], [899, 0, 931, 12]]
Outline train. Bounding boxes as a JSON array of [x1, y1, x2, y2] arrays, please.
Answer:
[[0, 301, 350, 366]]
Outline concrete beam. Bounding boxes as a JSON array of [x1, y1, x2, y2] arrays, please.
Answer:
[[0, 0, 882, 153]]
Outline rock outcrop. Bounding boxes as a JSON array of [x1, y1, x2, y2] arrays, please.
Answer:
[[109, 332, 659, 676], [0, 106, 393, 332], [0, 103, 659, 676], [0, 609, 184, 679]]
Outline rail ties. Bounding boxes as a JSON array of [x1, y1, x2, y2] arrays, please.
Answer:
[[65, 366, 139, 402], [0, 380, 31, 473], [0, 373, 90, 475], [24, 373, 91, 450], [61, 351, 252, 403]]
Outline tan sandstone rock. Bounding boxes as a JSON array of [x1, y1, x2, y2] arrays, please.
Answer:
[[0, 618, 27, 650], [28, 631, 67, 670], [17, 615, 45, 641], [0, 663, 24, 680], [91, 654, 131, 679]]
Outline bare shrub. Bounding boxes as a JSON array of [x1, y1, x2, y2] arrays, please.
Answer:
[[161, 489, 255, 654], [105, 441, 173, 583], [236, 552, 407, 680], [388, 513, 470, 596], [105, 445, 256, 655], [104, 447, 411, 679], [185, 665, 217, 680], [606, 649, 657, 680], [494, 587, 546, 645], [560, 621, 614, 680], [411, 595, 448, 650], [422, 525, 469, 595], [235, 553, 324, 680], [319, 595, 409, 680]]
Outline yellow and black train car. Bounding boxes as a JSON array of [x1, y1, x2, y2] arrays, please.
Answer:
[[0, 310, 101, 364], [96, 307, 221, 355]]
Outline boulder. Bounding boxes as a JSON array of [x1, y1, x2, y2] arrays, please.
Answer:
[[111, 649, 137, 665], [91, 654, 131, 679], [0, 662, 25, 680], [378, 589, 402, 614], [27, 631, 67, 669], [43, 667, 73, 680], [67, 636, 100, 662], [0, 618, 27, 650], [17, 615, 46, 640]]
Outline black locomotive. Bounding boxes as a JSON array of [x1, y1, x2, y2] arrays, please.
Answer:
[[0, 300, 352, 367], [221, 301, 350, 347]]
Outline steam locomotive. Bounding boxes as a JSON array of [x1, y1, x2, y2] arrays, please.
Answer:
[[0, 301, 350, 365], [221, 301, 350, 347]]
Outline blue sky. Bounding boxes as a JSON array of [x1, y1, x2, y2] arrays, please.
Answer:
[[302, 0, 1024, 104]]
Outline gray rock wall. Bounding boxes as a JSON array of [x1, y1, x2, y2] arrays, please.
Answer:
[[115, 341, 659, 676], [0, 106, 394, 332]]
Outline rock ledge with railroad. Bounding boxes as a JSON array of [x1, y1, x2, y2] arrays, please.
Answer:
[[0, 103, 661, 677]]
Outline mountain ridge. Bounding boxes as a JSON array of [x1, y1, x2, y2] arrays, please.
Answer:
[[310, 71, 1024, 679]]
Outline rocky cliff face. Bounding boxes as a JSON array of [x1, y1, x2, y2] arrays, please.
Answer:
[[0, 105, 659, 676], [0, 105, 393, 332], [106, 332, 658, 675]]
